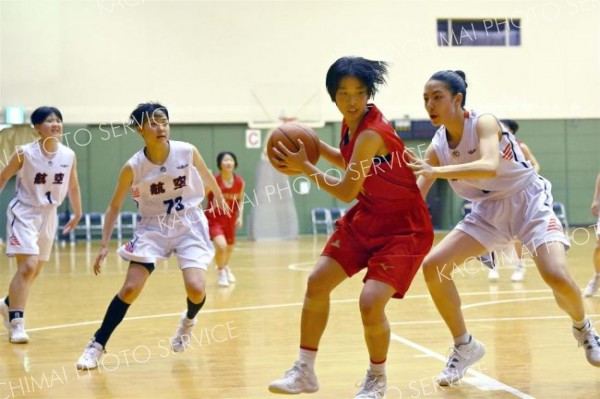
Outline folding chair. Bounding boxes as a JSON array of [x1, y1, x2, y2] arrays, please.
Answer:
[[117, 211, 137, 240], [86, 212, 105, 241], [311, 208, 333, 235], [56, 212, 75, 243], [330, 208, 343, 223]]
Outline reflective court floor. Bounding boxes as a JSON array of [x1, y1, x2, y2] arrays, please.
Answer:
[[1, 230, 600, 399]]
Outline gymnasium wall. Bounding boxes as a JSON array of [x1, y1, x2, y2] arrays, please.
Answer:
[[1, 1, 600, 122], [1, 1, 599, 239], [1, 117, 597, 241]]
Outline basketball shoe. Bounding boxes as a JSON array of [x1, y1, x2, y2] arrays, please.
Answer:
[[171, 311, 197, 352], [268, 361, 319, 394], [438, 337, 485, 386], [354, 370, 387, 398], [76, 339, 105, 370]]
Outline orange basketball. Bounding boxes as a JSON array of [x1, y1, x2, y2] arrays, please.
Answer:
[[267, 122, 320, 175]]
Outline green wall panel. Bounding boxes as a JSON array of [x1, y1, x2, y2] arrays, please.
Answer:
[[2, 118, 599, 241]]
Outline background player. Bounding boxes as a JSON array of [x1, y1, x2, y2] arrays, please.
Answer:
[[268, 56, 433, 399], [205, 151, 245, 287], [0, 106, 82, 343], [75, 102, 227, 369]]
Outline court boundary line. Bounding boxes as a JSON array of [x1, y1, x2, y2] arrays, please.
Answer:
[[390, 333, 536, 399], [0, 289, 567, 335]]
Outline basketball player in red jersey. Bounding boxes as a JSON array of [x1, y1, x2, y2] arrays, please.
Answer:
[[205, 152, 245, 287], [268, 56, 434, 399]]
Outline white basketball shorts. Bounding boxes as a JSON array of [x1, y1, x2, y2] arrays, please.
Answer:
[[456, 176, 570, 256], [118, 207, 214, 270], [6, 199, 57, 261]]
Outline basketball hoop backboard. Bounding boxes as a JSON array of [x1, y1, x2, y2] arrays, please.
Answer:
[[248, 83, 325, 129]]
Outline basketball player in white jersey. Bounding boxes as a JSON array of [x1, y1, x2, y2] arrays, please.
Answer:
[[76, 103, 228, 370], [0, 106, 82, 343], [407, 70, 600, 386]]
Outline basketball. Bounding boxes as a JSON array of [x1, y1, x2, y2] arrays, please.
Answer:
[[267, 122, 320, 175]]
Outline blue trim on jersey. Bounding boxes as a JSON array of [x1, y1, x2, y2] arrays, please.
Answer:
[[538, 176, 552, 208], [342, 127, 350, 146], [502, 132, 525, 165], [9, 200, 18, 228], [373, 153, 392, 163]]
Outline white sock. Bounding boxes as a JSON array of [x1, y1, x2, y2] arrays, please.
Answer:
[[299, 348, 317, 368], [573, 318, 589, 330], [369, 360, 386, 375], [454, 332, 471, 346]]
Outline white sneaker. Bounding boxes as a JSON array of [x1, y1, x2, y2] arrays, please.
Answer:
[[268, 360, 319, 394], [354, 371, 387, 399], [488, 268, 499, 282], [438, 337, 485, 386], [76, 339, 105, 370], [573, 320, 600, 367], [8, 318, 29, 344], [225, 266, 236, 283], [171, 311, 197, 352], [217, 269, 230, 287], [511, 265, 526, 282], [0, 298, 9, 331], [583, 278, 599, 297]]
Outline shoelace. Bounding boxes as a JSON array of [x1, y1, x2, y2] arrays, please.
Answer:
[[355, 373, 380, 392], [574, 323, 600, 348], [284, 362, 303, 378], [445, 346, 463, 367]]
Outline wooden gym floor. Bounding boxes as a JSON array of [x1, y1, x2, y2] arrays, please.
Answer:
[[1, 229, 599, 399]]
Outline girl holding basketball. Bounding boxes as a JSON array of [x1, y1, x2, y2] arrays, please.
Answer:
[[268, 56, 433, 399], [408, 70, 600, 386], [0, 106, 82, 344], [205, 151, 245, 287]]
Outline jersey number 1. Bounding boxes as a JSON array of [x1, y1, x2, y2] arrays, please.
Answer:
[[46, 191, 52, 204]]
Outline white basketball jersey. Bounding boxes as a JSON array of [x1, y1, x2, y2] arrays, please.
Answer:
[[430, 110, 536, 201], [128, 141, 205, 217], [15, 141, 75, 207]]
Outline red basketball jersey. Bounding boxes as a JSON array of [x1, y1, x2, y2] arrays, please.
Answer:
[[340, 104, 423, 213], [206, 173, 244, 217]]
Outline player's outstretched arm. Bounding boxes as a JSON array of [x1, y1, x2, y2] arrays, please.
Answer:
[[63, 157, 83, 233], [413, 114, 500, 180], [192, 147, 231, 217], [0, 150, 24, 193], [94, 164, 133, 275], [407, 144, 439, 199]]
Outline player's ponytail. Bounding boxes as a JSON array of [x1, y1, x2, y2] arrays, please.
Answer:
[[429, 70, 468, 107]]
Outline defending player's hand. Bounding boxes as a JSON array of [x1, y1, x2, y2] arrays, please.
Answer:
[[405, 149, 435, 178], [93, 246, 109, 275], [235, 217, 243, 229], [62, 214, 82, 234], [272, 139, 308, 172]]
